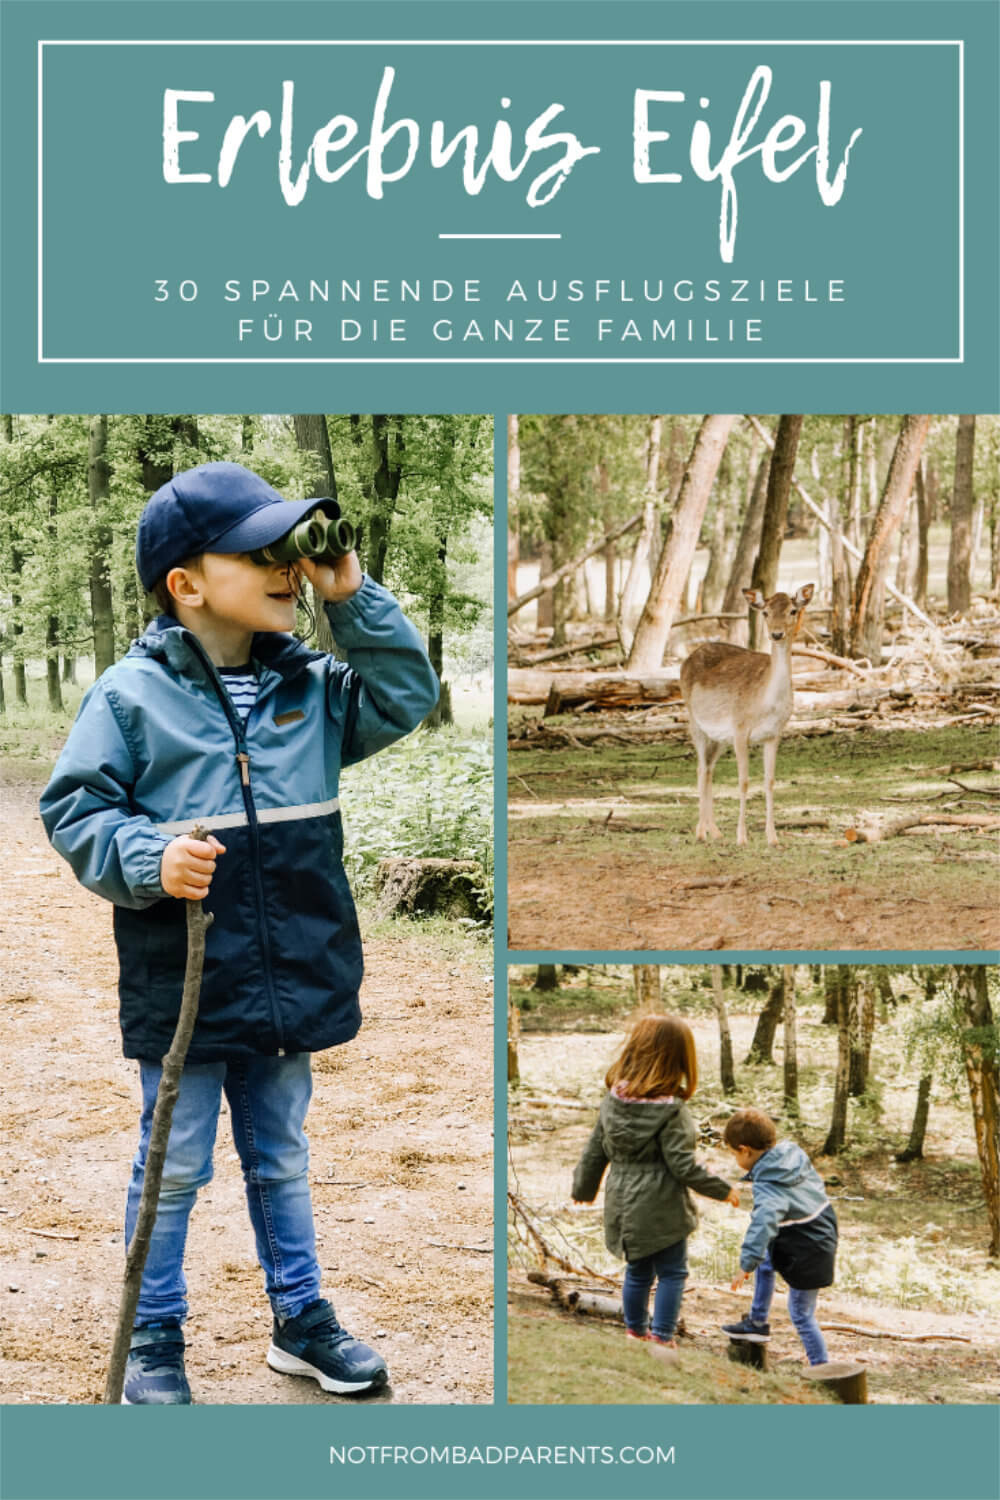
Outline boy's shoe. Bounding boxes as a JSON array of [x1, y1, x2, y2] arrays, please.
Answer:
[[267, 1299, 389, 1394], [721, 1314, 771, 1343], [122, 1322, 191, 1404]]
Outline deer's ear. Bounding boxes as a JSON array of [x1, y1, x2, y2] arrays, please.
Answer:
[[794, 583, 815, 608], [743, 589, 766, 610]]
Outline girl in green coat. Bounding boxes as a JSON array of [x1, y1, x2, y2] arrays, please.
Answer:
[[572, 1015, 738, 1350]]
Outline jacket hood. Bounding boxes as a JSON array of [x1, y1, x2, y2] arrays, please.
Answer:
[[128, 615, 324, 685], [601, 1091, 684, 1156], [749, 1139, 815, 1187]]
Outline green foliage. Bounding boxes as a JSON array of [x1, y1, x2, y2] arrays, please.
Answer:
[[340, 724, 493, 913]]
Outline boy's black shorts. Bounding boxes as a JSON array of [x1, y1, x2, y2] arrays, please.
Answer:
[[770, 1204, 838, 1290]]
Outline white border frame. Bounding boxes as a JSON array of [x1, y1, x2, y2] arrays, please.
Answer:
[[36, 38, 965, 365]]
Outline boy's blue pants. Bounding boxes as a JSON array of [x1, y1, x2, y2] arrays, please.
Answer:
[[751, 1251, 829, 1365], [125, 1053, 322, 1326]]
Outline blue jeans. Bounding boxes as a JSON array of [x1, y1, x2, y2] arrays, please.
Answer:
[[622, 1239, 688, 1340], [125, 1053, 321, 1327], [750, 1251, 829, 1365]]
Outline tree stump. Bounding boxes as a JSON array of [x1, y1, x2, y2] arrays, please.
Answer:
[[374, 857, 489, 921], [802, 1361, 868, 1404], [727, 1339, 768, 1371]]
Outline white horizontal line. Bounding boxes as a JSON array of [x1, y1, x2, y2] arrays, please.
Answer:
[[439, 233, 562, 240], [40, 356, 964, 365], [154, 796, 340, 835], [39, 40, 963, 47]]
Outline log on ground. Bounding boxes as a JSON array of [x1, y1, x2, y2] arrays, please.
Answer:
[[374, 857, 489, 920]]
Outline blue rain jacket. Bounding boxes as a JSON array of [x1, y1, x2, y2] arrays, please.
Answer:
[[40, 576, 438, 1063], [740, 1140, 837, 1285]]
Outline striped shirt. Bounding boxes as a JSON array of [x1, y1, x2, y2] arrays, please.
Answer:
[[218, 665, 259, 722]]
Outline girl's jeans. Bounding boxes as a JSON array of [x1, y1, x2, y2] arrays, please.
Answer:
[[750, 1250, 829, 1365], [125, 1053, 321, 1327], [622, 1239, 688, 1340]]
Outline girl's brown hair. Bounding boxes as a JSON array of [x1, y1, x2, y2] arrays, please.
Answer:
[[605, 1014, 698, 1100]]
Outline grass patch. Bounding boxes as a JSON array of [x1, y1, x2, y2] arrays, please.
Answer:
[[508, 1306, 836, 1405]]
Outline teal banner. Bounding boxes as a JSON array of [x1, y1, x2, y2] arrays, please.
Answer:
[[2, 1404, 998, 1500], [1, 1, 997, 411]]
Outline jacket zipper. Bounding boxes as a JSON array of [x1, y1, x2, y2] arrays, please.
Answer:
[[185, 638, 286, 1052]]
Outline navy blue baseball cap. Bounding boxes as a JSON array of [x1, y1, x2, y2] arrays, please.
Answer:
[[136, 461, 330, 591]]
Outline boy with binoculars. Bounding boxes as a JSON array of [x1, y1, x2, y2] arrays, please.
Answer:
[[41, 461, 439, 1403]]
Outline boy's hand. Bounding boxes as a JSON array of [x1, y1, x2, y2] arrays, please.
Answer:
[[726, 1187, 741, 1208], [161, 834, 226, 901], [730, 1269, 751, 1291], [300, 551, 364, 604]]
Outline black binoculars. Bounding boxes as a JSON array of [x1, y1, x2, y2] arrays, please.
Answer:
[[250, 505, 355, 566]]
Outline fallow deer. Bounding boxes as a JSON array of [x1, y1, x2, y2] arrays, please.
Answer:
[[680, 584, 815, 846]]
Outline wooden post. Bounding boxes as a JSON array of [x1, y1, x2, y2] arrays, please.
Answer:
[[103, 828, 213, 1405], [802, 1361, 869, 1404], [727, 1339, 768, 1372]]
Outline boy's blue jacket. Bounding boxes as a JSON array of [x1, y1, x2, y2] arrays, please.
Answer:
[[740, 1140, 832, 1272], [40, 576, 438, 1063]]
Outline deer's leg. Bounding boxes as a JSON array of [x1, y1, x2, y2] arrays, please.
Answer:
[[734, 732, 751, 846], [692, 727, 711, 840], [704, 739, 724, 839], [763, 737, 780, 846]]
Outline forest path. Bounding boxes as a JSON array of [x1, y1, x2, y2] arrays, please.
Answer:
[[1, 764, 493, 1406]]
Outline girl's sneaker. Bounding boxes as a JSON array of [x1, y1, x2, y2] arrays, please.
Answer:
[[122, 1322, 191, 1404], [721, 1314, 771, 1342], [625, 1329, 651, 1342], [267, 1299, 389, 1394]]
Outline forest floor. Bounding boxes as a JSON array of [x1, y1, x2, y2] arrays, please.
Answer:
[[508, 724, 1000, 951], [0, 759, 494, 1406], [507, 1013, 1000, 1406]]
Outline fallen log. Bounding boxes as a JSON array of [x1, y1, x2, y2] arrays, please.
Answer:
[[845, 813, 1000, 843], [509, 667, 680, 709]]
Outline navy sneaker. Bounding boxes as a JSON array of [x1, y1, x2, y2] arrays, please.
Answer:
[[267, 1300, 389, 1395], [722, 1313, 771, 1343], [122, 1322, 191, 1404]]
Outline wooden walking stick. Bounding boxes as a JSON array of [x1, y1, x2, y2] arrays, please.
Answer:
[[103, 825, 214, 1404]]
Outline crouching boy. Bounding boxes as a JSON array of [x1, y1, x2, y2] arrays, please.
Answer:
[[40, 461, 439, 1403], [721, 1107, 838, 1366]]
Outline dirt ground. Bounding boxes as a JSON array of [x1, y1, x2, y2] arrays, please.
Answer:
[[508, 726, 1000, 951], [0, 765, 493, 1406], [508, 1027, 1000, 1405]]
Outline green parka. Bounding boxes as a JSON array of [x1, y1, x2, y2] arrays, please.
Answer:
[[572, 1091, 732, 1261]]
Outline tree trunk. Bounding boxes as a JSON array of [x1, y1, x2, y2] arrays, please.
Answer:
[[699, 447, 734, 614], [508, 414, 520, 602], [829, 428, 853, 658], [954, 966, 1000, 1258], [947, 414, 976, 614], [895, 1075, 932, 1162], [633, 965, 661, 1011], [424, 535, 453, 728], [721, 453, 770, 647], [536, 541, 555, 632], [823, 966, 853, 1154], [626, 415, 737, 672], [241, 415, 255, 453], [367, 414, 403, 585], [292, 414, 340, 650], [850, 415, 932, 662], [598, 465, 617, 623], [10, 545, 26, 704], [508, 1000, 520, 1085], [913, 460, 930, 611], [849, 979, 876, 1096], [712, 966, 736, 1094], [533, 965, 558, 992], [783, 966, 799, 1110], [748, 415, 804, 648], [88, 416, 116, 679], [745, 977, 784, 1065], [619, 417, 662, 649]]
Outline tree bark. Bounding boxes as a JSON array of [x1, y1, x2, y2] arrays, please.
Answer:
[[849, 979, 876, 1096], [721, 453, 769, 648], [895, 1075, 932, 1162], [508, 414, 520, 602], [618, 419, 663, 649], [424, 535, 453, 728], [699, 446, 734, 614], [745, 977, 784, 1065], [533, 965, 558, 993], [954, 966, 1000, 1258], [823, 966, 853, 1154], [783, 965, 799, 1110], [712, 966, 736, 1094], [913, 460, 930, 610], [849, 415, 932, 662], [633, 965, 661, 1011], [292, 414, 339, 650], [88, 416, 116, 679], [947, 414, 976, 614], [367, 414, 403, 586], [626, 415, 737, 672], [748, 415, 804, 648]]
